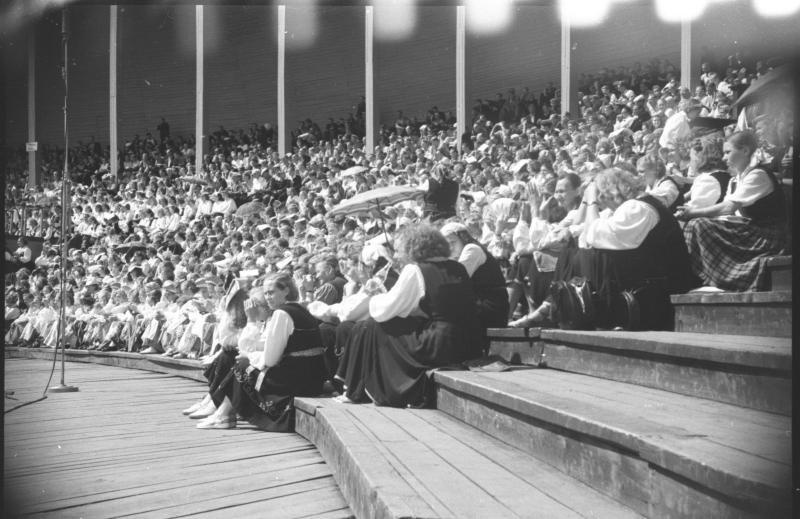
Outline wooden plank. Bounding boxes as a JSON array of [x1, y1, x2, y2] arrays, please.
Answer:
[[27, 465, 337, 519], [374, 406, 643, 518], [453, 369, 791, 464], [434, 370, 791, 506], [296, 403, 438, 519], [344, 405, 516, 518], [418, 410, 645, 519], [539, 330, 792, 370], [539, 342, 792, 415], [4, 359, 350, 519], [435, 385, 653, 516], [673, 304, 792, 338], [487, 327, 541, 339], [670, 290, 792, 305], [488, 339, 544, 365]]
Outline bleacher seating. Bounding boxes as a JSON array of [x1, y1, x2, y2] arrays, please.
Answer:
[[8, 254, 792, 518]]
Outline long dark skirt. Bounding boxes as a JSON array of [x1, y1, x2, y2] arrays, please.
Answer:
[[212, 354, 326, 431], [553, 243, 690, 329], [683, 217, 785, 291], [336, 316, 470, 408], [319, 320, 358, 381], [476, 286, 510, 330], [202, 350, 236, 394]]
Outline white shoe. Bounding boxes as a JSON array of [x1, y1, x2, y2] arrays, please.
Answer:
[[182, 398, 206, 416], [188, 401, 216, 419], [196, 415, 236, 429]]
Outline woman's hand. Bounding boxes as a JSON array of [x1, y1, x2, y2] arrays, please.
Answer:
[[674, 205, 693, 221], [235, 354, 250, 370], [582, 181, 597, 205]]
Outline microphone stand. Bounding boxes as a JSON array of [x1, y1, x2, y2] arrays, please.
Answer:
[[50, 7, 78, 393]]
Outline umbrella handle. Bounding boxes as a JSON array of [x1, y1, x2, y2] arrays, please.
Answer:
[[374, 200, 394, 253]]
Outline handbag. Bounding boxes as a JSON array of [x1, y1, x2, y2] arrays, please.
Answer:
[[611, 281, 672, 331], [549, 276, 596, 330], [249, 394, 295, 433]]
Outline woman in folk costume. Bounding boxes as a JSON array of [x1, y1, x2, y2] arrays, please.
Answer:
[[683, 130, 731, 212], [440, 221, 509, 346], [183, 285, 253, 420], [515, 167, 695, 330], [335, 224, 480, 408], [676, 130, 787, 291], [196, 274, 326, 429]]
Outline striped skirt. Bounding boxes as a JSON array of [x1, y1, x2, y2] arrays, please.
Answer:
[[683, 217, 785, 291]]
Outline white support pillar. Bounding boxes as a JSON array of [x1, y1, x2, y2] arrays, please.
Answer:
[[456, 5, 466, 155], [365, 5, 374, 154], [109, 5, 118, 178], [680, 20, 692, 89], [195, 5, 204, 176], [277, 5, 287, 157], [560, 16, 571, 118], [27, 27, 36, 186]]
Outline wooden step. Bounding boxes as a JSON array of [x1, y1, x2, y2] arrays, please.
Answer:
[[6, 347, 206, 382], [486, 327, 543, 365], [536, 330, 792, 414], [765, 256, 792, 291], [670, 290, 791, 338], [294, 397, 643, 519], [434, 369, 792, 519]]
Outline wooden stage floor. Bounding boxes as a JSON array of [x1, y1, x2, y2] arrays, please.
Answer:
[[3, 358, 352, 519]]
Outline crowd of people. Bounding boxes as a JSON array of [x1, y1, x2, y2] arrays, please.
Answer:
[[4, 50, 792, 429]]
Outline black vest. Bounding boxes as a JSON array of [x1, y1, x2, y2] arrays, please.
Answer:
[[732, 169, 786, 226], [637, 195, 694, 292], [708, 171, 731, 204], [278, 303, 323, 354], [469, 243, 506, 295]]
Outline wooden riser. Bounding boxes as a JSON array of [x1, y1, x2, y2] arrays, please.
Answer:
[[671, 291, 791, 338], [295, 397, 643, 519], [434, 370, 792, 519], [537, 330, 792, 415], [487, 327, 543, 365], [6, 347, 206, 383]]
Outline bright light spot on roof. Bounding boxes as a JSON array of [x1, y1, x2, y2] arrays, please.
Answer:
[[753, 0, 800, 17], [375, 0, 416, 41], [655, 0, 709, 22], [559, 0, 611, 27], [465, 0, 513, 35]]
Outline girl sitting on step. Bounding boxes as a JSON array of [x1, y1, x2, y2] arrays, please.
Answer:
[[676, 130, 786, 291], [195, 274, 327, 430]]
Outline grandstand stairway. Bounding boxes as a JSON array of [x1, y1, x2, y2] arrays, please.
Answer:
[[295, 257, 792, 519], [8, 257, 792, 518]]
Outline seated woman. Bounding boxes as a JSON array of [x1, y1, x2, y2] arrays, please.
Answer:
[[683, 133, 731, 211], [335, 224, 479, 408], [440, 221, 508, 334], [639, 155, 684, 211], [183, 286, 251, 419], [515, 167, 695, 330], [197, 274, 326, 430], [676, 131, 786, 291]]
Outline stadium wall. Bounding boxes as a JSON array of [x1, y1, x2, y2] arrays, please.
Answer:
[[3, 3, 798, 150]]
